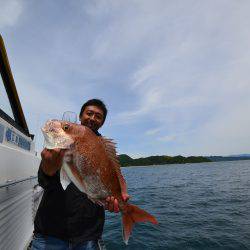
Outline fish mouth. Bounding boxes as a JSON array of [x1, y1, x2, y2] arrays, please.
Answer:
[[42, 129, 57, 149], [41, 120, 74, 149], [42, 130, 73, 149]]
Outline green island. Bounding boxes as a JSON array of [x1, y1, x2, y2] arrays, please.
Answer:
[[118, 154, 250, 167], [118, 154, 211, 167]]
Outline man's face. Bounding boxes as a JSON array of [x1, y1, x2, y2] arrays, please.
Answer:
[[80, 105, 104, 132]]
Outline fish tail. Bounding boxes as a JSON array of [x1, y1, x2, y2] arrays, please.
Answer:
[[122, 203, 158, 245]]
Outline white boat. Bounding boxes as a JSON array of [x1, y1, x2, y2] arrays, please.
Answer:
[[0, 35, 41, 250]]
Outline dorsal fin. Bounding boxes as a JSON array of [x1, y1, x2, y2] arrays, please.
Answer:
[[101, 137, 128, 199]]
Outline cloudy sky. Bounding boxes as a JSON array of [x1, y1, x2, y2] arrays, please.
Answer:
[[1, 0, 250, 157]]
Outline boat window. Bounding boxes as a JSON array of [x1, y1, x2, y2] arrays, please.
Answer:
[[0, 75, 15, 119]]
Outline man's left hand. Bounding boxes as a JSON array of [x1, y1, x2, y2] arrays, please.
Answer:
[[105, 195, 130, 213]]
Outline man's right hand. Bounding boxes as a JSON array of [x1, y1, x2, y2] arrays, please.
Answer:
[[40, 148, 66, 176]]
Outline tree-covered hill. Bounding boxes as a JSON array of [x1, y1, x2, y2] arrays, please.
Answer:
[[118, 154, 211, 167], [206, 155, 250, 162]]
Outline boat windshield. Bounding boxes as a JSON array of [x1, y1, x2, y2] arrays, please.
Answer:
[[0, 75, 14, 120]]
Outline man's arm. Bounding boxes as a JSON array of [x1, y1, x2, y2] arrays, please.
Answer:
[[38, 148, 65, 189]]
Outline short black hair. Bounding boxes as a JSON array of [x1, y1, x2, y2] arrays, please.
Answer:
[[79, 99, 108, 124]]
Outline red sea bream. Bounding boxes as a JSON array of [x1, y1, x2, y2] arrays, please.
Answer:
[[42, 120, 158, 244]]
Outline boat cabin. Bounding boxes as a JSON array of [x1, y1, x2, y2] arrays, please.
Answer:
[[0, 34, 41, 249]]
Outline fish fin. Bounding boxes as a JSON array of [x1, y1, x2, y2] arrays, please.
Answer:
[[101, 137, 119, 163], [122, 204, 158, 245], [60, 165, 71, 190], [64, 161, 86, 193], [101, 137, 129, 200]]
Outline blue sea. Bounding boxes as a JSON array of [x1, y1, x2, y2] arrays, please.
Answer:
[[103, 160, 250, 250]]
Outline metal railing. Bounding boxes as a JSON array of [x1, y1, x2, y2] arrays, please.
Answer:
[[0, 176, 37, 188]]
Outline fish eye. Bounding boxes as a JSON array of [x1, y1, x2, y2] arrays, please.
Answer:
[[63, 124, 70, 130]]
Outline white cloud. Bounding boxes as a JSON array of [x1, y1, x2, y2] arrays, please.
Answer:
[[187, 99, 250, 155], [145, 127, 161, 136], [2, 0, 250, 156], [0, 0, 24, 28], [158, 135, 176, 142], [83, 0, 250, 155], [114, 1, 250, 135]]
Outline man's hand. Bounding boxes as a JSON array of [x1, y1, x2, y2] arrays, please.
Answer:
[[105, 194, 130, 213], [40, 148, 66, 176]]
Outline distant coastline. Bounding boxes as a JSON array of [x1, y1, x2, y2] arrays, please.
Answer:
[[118, 154, 250, 167]]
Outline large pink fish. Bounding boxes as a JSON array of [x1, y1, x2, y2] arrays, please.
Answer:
[[42, 120, 158, 244]]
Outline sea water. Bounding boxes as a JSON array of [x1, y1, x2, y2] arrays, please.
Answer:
[[103, 160, 250, 249]]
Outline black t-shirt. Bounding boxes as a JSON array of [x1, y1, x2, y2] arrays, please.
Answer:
[[34, 168, 105, 243], [34, 131, 105, 244]]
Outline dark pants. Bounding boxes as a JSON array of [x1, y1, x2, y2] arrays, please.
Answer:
[[31, 234, 102, 250]]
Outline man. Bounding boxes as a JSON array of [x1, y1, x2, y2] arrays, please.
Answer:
[[32, 99, 124, 250]]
